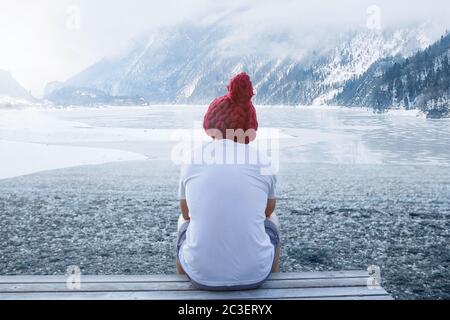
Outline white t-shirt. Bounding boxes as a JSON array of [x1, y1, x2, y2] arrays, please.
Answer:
[[178, 139, 277, 287]]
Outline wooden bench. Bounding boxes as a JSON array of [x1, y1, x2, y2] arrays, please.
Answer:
[[0, 270, 393, 300]]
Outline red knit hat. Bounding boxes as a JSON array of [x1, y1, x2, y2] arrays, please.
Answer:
[[203, 72, 258, 144]]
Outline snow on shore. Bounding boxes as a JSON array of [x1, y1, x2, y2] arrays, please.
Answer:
[[0, 140, 146, 180], [0, 109, 147, 180]]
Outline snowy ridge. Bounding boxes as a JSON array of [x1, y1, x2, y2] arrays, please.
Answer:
[[45, 22, 444, 106]]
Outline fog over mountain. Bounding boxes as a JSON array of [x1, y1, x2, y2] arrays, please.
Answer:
[[45, 21, 444, 107], [1, 0, 450, 96], [0, 70, 36, 107]]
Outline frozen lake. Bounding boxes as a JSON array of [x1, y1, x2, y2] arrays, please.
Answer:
[[1, 106, 449, 299]]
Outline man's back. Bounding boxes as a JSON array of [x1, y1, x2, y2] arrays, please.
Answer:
[[178, 139, 276, 287]]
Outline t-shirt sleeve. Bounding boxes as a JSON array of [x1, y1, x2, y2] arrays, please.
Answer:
[[268, 174, 277, 199], [177, 165, 188, 200], [178, 178, 186, 200]]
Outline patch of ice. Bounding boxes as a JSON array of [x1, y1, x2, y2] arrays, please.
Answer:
[[0, 140, 146, 180]]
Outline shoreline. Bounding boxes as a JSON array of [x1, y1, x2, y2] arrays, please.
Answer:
[[0, 140, 147, 181], [0, 109, 149, 180]]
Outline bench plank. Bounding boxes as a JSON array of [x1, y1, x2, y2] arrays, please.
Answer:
[[0, 286, 390, 300], [0, 271, 369, 284], [0, 271, 392, 300], [269, 295, 394, 300], [0, 277, 371, 292]]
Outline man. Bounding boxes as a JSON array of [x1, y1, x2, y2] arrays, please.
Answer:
[[176, 72, 280, 290]]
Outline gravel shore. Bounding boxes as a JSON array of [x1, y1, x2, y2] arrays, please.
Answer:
[[1, 160, 449, 299]]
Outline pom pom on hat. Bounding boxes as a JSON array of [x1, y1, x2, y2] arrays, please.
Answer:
[[227, 72, 254, 103]]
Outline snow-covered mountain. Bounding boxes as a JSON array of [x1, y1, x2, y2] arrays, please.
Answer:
[[0, 70, 30, 98], [335, 32, 450, 118], [45, 22, 442, 106], [0, 70, 38, 108]]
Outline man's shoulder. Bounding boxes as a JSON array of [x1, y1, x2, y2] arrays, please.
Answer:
[[183, 140, 276, 175]]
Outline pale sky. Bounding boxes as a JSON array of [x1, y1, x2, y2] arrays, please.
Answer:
[[0, 0, 448, 97]]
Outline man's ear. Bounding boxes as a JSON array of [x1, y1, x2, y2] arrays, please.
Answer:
[[248, 130, 257, 142], [205, 128, 223, 140]]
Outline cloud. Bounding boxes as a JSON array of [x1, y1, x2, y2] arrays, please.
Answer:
[[195, 0, 450, 59], [0, 0, 448, 96]]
